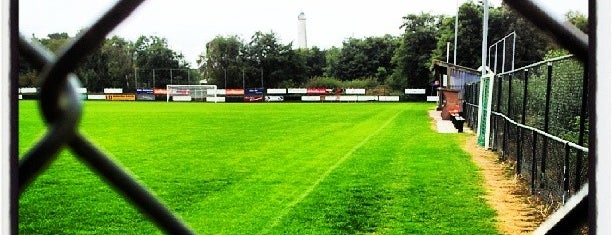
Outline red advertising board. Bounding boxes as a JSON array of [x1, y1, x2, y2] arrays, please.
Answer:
[[153, 88, 167, 95], [226, 89, 245, 96], [306, 88, 326, 95], [244, 96, 263, 102]]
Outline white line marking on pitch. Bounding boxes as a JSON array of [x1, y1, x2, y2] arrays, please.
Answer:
[[258, 110, 403, 234]]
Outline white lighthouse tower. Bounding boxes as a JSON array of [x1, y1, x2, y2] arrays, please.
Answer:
[[297, 12, 307, 49]]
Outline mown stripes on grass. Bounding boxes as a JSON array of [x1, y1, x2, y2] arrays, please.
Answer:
[[259, 109, 404, 234]]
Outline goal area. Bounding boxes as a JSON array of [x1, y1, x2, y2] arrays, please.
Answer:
[[166, 85, 218, 102]]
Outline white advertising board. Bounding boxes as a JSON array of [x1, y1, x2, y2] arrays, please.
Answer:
[[405, 89, 426, 94], [378, 96, 400, 102], [288, 88, 307, 94], [104, 88, 123, 94], [172, 96, 192, 101], [266, 89, 287, 94], [87, 95, 106, 100]]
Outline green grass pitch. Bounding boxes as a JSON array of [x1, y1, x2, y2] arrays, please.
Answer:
[[18, 101, 499, 234]]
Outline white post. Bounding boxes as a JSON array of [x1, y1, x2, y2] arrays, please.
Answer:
[[1, 0, 12, 232], [482, 0, 489, 77], [446, 42, 450, 63], [477, 0, 490, 148], [597, 0, 612, 233]]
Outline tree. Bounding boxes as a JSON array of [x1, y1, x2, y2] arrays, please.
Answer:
[[134, 35, 189, 88], [323, 46, 341, 78], [77, 36, 135, 92], [297, 46, 326, 79], [389, 13, 443, 90], [331, 35, 399, 81], [566, 11, 588, 33], [243, 31, 305, 88], [203, 35, 243, 88]]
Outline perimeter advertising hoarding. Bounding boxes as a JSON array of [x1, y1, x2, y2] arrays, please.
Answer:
[[287, 88, 307, 94], [88, 95, 106, 100], [105, 94, 136, 101], [405, 89, 426, 94], [378, 96, 400, 101], [136, 93, 155, 101], [18, 87, 37, 94], [244, 88, 264, 95], [137, 88, 154, 94], [244, 96, 264, 102], [153, 88, 167, 95], [267, 88, 286, 94], [265, 96, 284, 102], [345, 88, 366, 95], [306, 88, 326, 95], [225, 89, 245, 96], [104, 88, 123, 94]]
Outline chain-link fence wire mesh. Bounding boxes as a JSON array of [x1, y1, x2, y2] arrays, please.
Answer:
[[465, 55, 588, 210], [463, 82, 480, 129], [17, 0, 195, 234], [488, 32, 516, 74]]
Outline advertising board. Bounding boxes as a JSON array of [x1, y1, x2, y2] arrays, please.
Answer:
[[306, 88, 326, 94], [265, 96, 284, 102], [104, 88, 123, 94], [225, 89, 245, 96], [244, 88, 264, 95], [287, 88, 307, 94], [105, 94, 136, 101]]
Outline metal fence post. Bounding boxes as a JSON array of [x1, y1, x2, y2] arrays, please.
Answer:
[[493, 75, 503, 151], [517, 69, 529, 175], [541, 62, 553, 182], [531, 130, 538, 194], [575, 65, 588, 191]]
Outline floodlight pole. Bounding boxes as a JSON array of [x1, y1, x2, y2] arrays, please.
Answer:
[[481, 0, 489, 76], [454, 0, 459, 65], [447, 42, 450, 63]]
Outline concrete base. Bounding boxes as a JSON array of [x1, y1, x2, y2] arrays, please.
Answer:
[[428, 110, 472, 134]]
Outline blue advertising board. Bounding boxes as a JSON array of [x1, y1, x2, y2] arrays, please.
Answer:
[[244, 88, 264, 95], [137, 88, 154, 94]]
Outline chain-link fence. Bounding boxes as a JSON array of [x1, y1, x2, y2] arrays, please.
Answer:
[[487, 31, 516, 74], [465, 55, 589, 210], [17, 0, 195, 234]]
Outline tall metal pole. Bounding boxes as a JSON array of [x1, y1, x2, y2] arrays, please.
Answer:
[[446, 42, 450, 63], [481, 0, 489, 76], [453, 0, 459, 65]]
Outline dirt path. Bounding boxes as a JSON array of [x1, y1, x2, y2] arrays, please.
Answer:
[[462, 135, 545, 235]]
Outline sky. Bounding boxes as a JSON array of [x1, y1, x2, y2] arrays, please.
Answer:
[[19, 0, 587, 68]]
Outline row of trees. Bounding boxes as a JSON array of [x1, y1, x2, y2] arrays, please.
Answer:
[[20, 2, 587, 93], [202, 2, 586, 92], [20, 33, 193, 92]]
